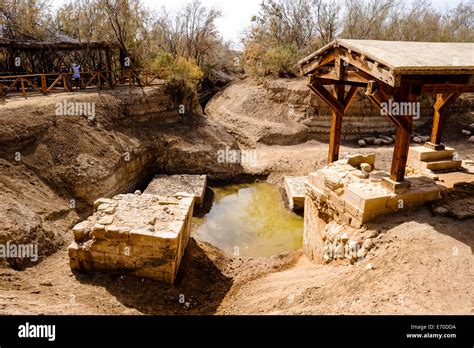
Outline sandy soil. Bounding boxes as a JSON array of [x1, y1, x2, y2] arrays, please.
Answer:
[[0, 84, 472, 315], [0, 202, 472, 315], [0, 138, 472, 315]]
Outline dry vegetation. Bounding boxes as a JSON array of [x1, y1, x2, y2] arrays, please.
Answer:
[[243, 0, 474, 77]]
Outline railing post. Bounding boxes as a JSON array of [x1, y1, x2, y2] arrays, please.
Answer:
[[20, 78, 26, 97], [41, 74, 47, 94], [62, 74, 68, 91]]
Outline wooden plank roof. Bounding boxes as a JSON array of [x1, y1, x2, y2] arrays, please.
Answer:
[[299, 39, 474, 75], [0, 39, 120, 50]]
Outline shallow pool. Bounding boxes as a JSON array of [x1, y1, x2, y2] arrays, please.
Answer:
[[192, 182, 303, 257]]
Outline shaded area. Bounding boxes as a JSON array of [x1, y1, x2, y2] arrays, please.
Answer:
[[73, 238, 232, 315]]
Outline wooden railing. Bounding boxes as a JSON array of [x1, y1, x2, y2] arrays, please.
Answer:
[[0, 69, 169, 97]]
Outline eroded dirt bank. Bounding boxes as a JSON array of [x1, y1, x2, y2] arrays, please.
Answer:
[[0, 87, 242, 265]]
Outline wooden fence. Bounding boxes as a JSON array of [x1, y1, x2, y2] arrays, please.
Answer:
[[0, 69, 169, 97]]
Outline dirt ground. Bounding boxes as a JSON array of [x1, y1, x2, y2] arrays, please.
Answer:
[[0, 85, 473, 315], [0, 199, 472, 315], [0, 139, 472, 315]]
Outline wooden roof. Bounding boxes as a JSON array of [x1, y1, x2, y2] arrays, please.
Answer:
[[0, 38, 119, 50], [299, 39, 474, 76], [298, 39, 474, 183]]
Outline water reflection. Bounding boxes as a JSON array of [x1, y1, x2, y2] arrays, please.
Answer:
[[192, 183, 303, 257]]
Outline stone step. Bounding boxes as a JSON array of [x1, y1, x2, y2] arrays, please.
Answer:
[[421, 159, 463, 172], [283, 176, 307, 211], [408, 146, 456, 162]]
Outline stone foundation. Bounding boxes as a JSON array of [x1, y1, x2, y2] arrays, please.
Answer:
[[304, 154, 442, 263], [68, 192, 194, 284], [144, 174, 207, 206]]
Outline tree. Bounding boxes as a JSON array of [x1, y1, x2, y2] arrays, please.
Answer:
[[153, 0, 222, 67], [0, 0, 53, 40]]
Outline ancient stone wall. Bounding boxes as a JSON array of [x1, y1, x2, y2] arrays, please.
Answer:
[[304, 153, 442, 264]]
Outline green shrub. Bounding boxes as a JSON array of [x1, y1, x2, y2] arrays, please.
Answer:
[[262, 45, 298, 77], [152, 54, 204, 107]]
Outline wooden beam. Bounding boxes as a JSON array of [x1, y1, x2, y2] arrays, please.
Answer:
[[300, 51, 337, 75], [328, 58, 345, 163], [365, 81, 411, 133], [339, 49, 396, 86], [423, 84, 474, 93], [343, 86, 359, 114], [429, 92, 461, 145], [313, 77, 366, 87], [318, 70, 369, 85], [390, 89, 415, 182], [307, 74, 344, 114], [329, 84, 345, 163]]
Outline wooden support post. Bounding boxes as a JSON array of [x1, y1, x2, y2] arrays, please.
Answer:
[[366, 82, 414, 186], [20, 78, 26, 97], [41, 74, 47, 94], [307, 59, 359, 164], [328, 84, 345, 163], [389, 90, 415, 183], [427, 92, 460, 150], [62, 74, 69, 92], [105, 48, 113, 88], [328, 57, 345, 163]]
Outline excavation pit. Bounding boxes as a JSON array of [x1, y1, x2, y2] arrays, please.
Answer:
[[68, 192, 194, 284]]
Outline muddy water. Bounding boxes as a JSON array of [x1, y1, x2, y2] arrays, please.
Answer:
[[192, 182, 303, 257]]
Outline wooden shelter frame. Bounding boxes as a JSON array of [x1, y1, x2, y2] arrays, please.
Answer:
[[298, 39, 474, 184]]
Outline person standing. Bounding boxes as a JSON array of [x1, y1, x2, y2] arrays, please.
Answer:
[[72, 63, 81, 90]]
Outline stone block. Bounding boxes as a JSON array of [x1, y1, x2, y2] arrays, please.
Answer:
[[343, 185, 388, 213], [408, 146, 455, 162], [68, 193, 194, 284], [347, 153, 376, 168], [381, 177, 411, 193], [144, 174, 207, 206], [91, 224, 106, 239], [105, 225, 130, 242], [284, 176, 307, 211]]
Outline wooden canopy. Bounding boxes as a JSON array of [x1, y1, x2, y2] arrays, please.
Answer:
[[0, 37, 121, 74], [298, 39, 474, 185]]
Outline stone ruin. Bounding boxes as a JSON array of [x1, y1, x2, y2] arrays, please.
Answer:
[[144, 174, 207, 206], [304, 153, 442, 264], [69, 192, 194, 284], [283, 176, 307, 211]]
